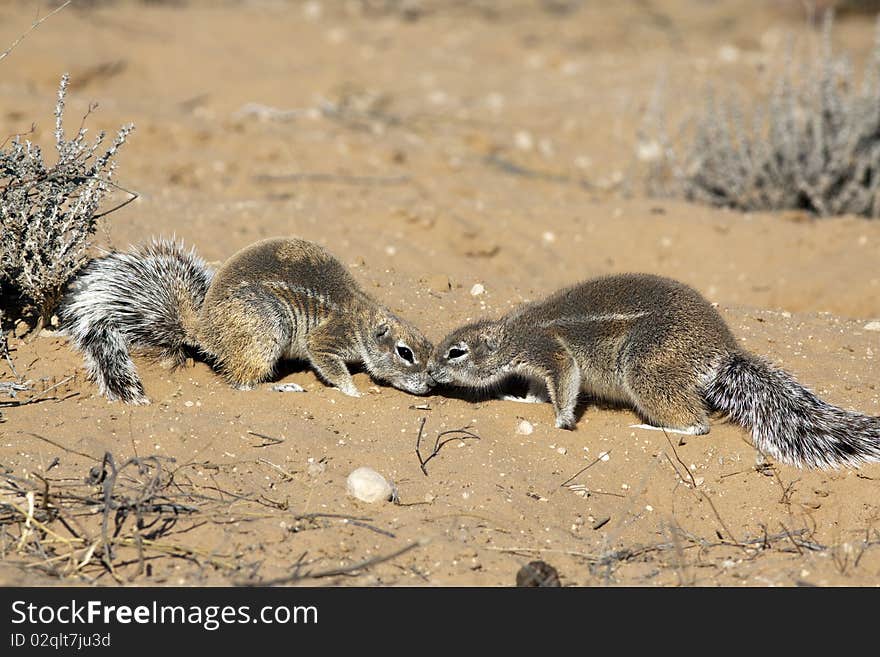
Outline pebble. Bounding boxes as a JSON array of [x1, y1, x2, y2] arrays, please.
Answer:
[[470, 283, 485, 296], [346, 467, 396, 503], [516, 420, 534, 435], [864, 321, 880, 332], [636, 139, 662, 162], [514, 130, 534, 151], [273, 383, 305, 392], [515, 561, 561, 587], [718, 44, 740, 63]]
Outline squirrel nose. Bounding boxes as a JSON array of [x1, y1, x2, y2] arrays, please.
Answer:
[[426, 365, 438, 386]]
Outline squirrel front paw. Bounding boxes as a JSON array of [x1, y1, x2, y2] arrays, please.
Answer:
[[336, 385, 363, 398]]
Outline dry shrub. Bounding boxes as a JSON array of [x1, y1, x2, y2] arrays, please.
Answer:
[[0, 74, 134, 329], [643, 14, 880, 218]]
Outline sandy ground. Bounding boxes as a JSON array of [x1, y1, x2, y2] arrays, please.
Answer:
[[2, 0, 880, 586]]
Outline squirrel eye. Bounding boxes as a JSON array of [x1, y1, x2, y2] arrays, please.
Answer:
[[396, 345, 414, 363], [447, 347, 467, 359]]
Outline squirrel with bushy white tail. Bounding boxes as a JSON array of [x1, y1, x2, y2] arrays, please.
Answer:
[[60, 237, 433, 404], [427, 273, 880, 469]]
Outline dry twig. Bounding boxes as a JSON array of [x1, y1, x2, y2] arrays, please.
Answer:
[[415, 417, 480, 476]]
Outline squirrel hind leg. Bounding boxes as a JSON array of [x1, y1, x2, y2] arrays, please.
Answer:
[[200, 296, 288, 391], [214, 336, 283, 390], [624, 369, 710, 436]]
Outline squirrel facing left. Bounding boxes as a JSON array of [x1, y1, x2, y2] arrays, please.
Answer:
[[427, 273, 880, 469], [60, 237, 433, 404]]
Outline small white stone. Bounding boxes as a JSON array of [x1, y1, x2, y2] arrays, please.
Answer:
[[516, 420, 534, 435], [599, 451, 610, 462], [184, 401, 194, 407], [718, 44, 740, 63], [636, 139, 662, 162], [428, 90, 448, 105], [308, 461, 326, 476], [542, 231, 556, 243], [514, 130, 534, 151], [863, 320, 880, 332], [346, 467, 396, 503], [645, 505, 653, 512], [273, 382, 305, 393], [486, 93, 505, 112], [556, 447, 567, 455], [470, 283, 485, 296], [303, 1, 322, 20]]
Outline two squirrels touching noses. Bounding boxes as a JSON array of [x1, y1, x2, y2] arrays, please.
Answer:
[[60, 236, 880, 470]]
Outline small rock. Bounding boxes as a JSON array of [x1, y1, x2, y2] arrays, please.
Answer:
[[516, 560, 561, 587], [346, 467, 396, 503], [470, 283, 485, 296], [718, 44, 740, 63], [516, 419, 534, 435], [863, 320, 880, 332], [273, 383, 306, 393], [636, 139, 662, 162], [556, 447, 567, 455], [307, 461, 326, 477], [514, 130, 534, 151]]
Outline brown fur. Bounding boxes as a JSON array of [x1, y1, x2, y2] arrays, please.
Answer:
[[195, 238, 432, 396], [428, 273, 739, 430]]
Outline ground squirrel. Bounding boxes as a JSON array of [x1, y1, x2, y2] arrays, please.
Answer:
[[60, 237, 432, 403], [427, 273, 880, 469]]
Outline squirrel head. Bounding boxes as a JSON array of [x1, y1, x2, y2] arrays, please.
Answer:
[[427, 320, 511, 388], [362, 311, 433, 395]]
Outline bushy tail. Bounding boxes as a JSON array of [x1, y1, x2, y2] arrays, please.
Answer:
[[704, 352, 880, 468], [59, 238, 214, 404]]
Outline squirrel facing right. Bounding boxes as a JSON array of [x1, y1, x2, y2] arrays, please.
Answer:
[[427, 273, 880, 469], [60, 237, 432, 404]]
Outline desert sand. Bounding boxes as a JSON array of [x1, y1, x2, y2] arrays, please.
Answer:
[[2, 0, 879, 586]]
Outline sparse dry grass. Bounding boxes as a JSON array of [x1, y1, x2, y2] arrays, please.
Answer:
[[644, 14, 880, 218]]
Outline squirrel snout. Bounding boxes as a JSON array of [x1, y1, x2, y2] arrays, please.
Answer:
[[426, 365, 439, 387]]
